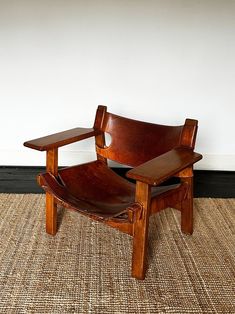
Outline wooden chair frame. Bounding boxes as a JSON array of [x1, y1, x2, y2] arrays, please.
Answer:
[[24, 106, 202, 279]]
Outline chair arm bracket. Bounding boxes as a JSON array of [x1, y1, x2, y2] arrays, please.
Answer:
[[127, 203, 143, 223]]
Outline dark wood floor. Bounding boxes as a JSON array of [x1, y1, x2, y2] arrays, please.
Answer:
[[0, 166, 234, 197]]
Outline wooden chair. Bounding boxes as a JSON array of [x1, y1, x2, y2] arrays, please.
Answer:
[[24, 106, 202, 279]]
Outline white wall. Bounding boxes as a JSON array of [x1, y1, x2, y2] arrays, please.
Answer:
[[0, 0, 235, 170]]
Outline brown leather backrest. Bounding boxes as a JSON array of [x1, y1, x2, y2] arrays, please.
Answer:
[[94, 106, 197, 167]]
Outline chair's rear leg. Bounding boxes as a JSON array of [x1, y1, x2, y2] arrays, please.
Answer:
[[132, 182, 151, 280], [180, 172, 194, 235], [46, 148, 58, 236]]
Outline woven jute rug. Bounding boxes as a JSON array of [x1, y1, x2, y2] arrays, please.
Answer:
[[0, 194, 234, 313]]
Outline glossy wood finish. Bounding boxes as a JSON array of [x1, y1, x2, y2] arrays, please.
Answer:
[[132, 182, 151, 279], [94, 105, 107, 164], [180, 119, 198, 149], [46, 148, 58, 235], [150, 183, 187, 214], [24, 127, 97, 151], [126, 147, 202, 186], [178, 167, 194, 234], [24, 105, 202, 279], [46, 149, 58, 175]]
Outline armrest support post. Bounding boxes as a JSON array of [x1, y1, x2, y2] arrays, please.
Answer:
[[45, 148, 58, 236], [46, 148, 58, 175]]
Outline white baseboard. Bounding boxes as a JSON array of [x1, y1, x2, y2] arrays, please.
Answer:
[[195, 154, 235, 171], [0, 149, 234, 171], [0, 149, 97, 167]]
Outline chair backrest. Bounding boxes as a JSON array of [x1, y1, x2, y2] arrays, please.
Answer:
[[94, 106, 198, 167]]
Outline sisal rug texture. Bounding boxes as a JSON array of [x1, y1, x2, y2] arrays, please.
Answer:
[[0, 194, 234, 314]]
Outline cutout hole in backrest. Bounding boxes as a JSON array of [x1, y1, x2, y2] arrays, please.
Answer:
[[105, 132, 112, 147]]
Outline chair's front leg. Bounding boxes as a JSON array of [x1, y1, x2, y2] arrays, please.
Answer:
[[132, 181, 151, 280], [46, 148, 58, 235], [46, 193, 57, 235], [179, 167, 194, 235]]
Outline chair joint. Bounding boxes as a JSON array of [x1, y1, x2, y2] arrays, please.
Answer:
[[127, 203, 143, 223]]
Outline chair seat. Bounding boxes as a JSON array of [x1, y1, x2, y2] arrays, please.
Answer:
[[39, 160, 180, 221]]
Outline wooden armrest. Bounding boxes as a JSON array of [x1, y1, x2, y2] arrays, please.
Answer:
[[126, 147, 202, 186], [24, 127, 98, 151]]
